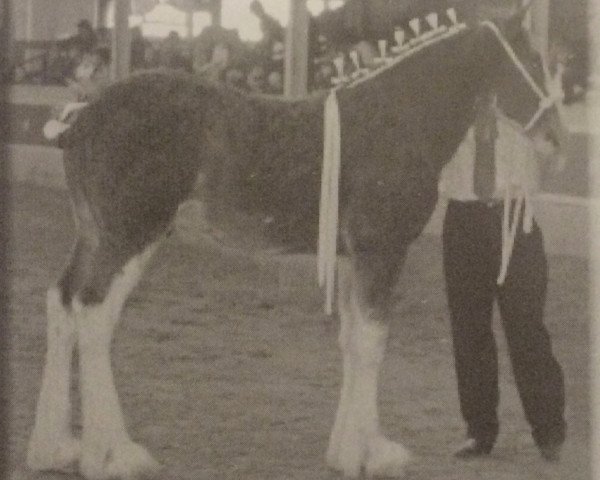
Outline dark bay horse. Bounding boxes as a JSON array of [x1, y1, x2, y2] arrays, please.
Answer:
[[26, 6, 565, 480]]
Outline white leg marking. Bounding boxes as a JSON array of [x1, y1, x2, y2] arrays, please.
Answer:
[[27, 287, 80, 472], [76, 248, 160, 480], [328, 269, 411, 478], [326, 263, 356, 471]]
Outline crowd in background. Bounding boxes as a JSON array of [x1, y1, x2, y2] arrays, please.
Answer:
[[13, 0, 589, 102], [189, 0, 336, 93], [41, 19, 111, 99], [33, 0, 336, 97]]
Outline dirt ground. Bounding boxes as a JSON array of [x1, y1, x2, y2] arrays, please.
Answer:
[[5, 184, 590, 480]]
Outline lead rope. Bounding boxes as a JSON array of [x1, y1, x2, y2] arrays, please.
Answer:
[[480, 21, 563, 285], [318, 90, 341, 315], [498, 185, 525, 285], [496, 100, 557, 284], [497, 112, 535, 285]]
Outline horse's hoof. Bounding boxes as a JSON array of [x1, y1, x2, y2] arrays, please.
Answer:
[[326, 430, 364, 478], [80, 440, 160, 480], [26, 434, 80, 473], [365, 436, 412, 478]]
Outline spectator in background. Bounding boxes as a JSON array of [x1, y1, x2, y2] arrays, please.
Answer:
[[130, 26, 150, 71], [49, 19, 97, 84], [66, 46, 111, 101], [196, 42, 231, 83], [249, 0, 284, 60], [224, 66, 246, 90], [143, 42, 161, 69], [44, 45, 109, 141], [158, 31, 191, 71], [560, 38, 588, 104], [313, 60, 335, 90], [246, 64, 266, 93], [72, 19, 97, 56], [265, 70, 283, 94], [192, 25, 247, 82], [249, 1, 286, 94], [193, 25, 230, 71], [46, 42, 80, 85], [95, 26, 111, 50]]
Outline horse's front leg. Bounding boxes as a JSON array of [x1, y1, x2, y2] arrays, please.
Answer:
[[327, 253, 411, 478]]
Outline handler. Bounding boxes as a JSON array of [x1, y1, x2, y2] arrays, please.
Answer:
[[438, 91, 567, 461]]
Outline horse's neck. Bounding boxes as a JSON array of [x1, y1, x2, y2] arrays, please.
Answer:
[[339, 65, 479, 176]]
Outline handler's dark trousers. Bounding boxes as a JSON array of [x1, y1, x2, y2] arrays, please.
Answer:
[[442, 200, 566, 449]]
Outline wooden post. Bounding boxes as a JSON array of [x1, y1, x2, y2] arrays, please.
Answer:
[[589, 1, 600, 478], [186, 2, 194, 38], [525, 0, 550, 62], [0, 2, 11, 476], [93, 0, 103, 28], [111, 0, 131, 81], [26, 0, 34, 39], [285, 0, 310, 98], [95, 0, 111, 29], [210, 0, 222, 27]]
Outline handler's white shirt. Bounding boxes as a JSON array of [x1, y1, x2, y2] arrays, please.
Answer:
[[438, 114, 540, 201]]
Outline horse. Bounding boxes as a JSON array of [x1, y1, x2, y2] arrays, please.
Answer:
[[26, 5, 565, 479]]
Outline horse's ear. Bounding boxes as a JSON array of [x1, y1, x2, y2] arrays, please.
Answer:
[[503, 0, 533, 40]]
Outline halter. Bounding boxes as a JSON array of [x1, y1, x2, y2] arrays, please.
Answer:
[[479, 20, 563, 132]]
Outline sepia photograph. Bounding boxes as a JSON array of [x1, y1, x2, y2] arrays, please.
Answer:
[[1, 0, 595, 478]]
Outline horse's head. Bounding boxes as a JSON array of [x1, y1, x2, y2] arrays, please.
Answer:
[[476, 3, 567, 167]]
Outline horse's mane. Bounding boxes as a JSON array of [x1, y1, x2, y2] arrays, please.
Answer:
[[316, 0, 460, 45], [332, 23, 470, 92]]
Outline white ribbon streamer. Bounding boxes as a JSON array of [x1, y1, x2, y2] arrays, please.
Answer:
[[318, 90, 341, 315]]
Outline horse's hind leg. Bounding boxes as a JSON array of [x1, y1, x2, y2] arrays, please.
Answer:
[[73, 241, 160, 480], [28, 230, 161, 479], [327, 253, 411, 478], [26, 242, 88, 472]]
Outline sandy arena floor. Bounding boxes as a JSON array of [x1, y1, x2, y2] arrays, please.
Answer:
[[6, 184, 590, 480]]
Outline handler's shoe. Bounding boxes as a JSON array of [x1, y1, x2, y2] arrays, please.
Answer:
[[454, 438, 493, 459], [538, 442, 561, 462]]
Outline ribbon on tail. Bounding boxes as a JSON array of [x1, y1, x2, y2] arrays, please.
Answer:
[[318, 90, 341, 315]]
